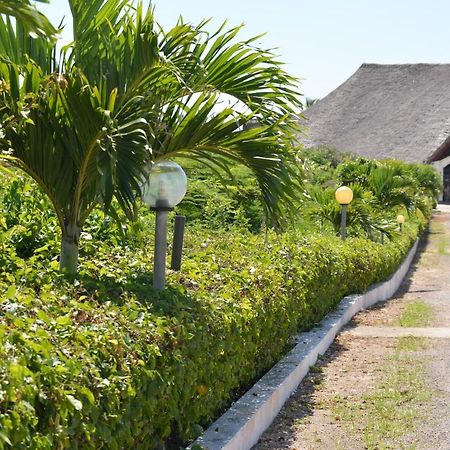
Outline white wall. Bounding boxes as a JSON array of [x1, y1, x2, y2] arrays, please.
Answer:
[[432, 155, 450, 201]]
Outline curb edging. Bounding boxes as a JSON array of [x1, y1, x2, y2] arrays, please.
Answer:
[[191, 239, 419, 450]]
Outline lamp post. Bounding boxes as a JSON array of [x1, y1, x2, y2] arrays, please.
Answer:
[[397, 214, 405, 232], [335, 186, 353, 241], [142, 161, 187, 291]]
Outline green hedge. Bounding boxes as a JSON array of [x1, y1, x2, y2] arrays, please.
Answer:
[[0, 215, 420, 449]]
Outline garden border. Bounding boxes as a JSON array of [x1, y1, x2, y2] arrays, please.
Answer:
[[190, 239, 419, 450]]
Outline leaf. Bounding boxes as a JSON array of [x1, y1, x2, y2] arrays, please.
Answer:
[[0, 0, 58, 40], [0, 431, 12, 446], [56, 316, 72, 326], [34, 244, 49, 253], [4, 285, 16, 299], [37, 310, 51, 324], [78, 387, 95, 406], [66, 394, 83, 411]]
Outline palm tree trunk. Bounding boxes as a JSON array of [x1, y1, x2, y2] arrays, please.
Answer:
[[59, 223, 80, 276]]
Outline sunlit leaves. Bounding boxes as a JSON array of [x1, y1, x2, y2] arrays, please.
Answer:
[[0, 0, 304, 273], [0, 170, 423, 448], [0, 0, 58, 40]]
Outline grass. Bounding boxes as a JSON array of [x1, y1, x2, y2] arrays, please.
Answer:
[[332, 337, 432, 449], [331, 300, 434, 447], [429, 221, 450, 255], [309, 364, 323, 374], [397, 335, 428, 352], [437, 236, 450, 255], [396, 300, 434, 327]]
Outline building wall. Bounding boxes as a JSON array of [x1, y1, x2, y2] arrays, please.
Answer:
[[432, 155, 450, 201]]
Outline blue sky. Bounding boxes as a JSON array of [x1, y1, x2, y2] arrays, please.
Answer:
[[37, 0, 450, 99]]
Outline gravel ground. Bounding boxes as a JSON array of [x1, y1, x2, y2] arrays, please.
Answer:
[[253, 208, 450, 450]]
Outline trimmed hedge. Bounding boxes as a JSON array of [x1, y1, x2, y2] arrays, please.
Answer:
[[0, 215, 420, 449]]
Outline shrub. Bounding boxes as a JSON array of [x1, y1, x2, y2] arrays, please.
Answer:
[[0, 160, 432, 448], [177, 163, 264, 233], [299, 146, 354, 186], [336, 157, 380, 185], [0, 215, 421, 449]]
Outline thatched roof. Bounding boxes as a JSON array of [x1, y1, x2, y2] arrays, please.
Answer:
[[299, 63, 450, 163]]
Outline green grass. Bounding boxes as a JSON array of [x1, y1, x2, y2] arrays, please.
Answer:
[[430, 222, 450, 255], [397, 336, 428, 352], [332, 337, 432, 449], [309, 364, 323, 374], [437, 237, 450, 255], [397, 300, 434, 327]]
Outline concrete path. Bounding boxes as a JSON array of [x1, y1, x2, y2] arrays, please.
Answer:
[[437, 203, 450, 214], [254, 207, 450, 449], [344, 325, 450, 338]]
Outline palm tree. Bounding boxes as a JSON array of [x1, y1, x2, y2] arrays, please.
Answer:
[[0, 0, 57, 38], [366, 165, 417, 212], [304, 97, 319, 108], [0, 1, 303, 275], [305, 184, 393, 238]]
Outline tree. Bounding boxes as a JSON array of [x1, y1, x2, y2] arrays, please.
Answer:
[[304, 97, 319, 108], [366, 165, 416, 212], [304, 183, 392, 239], [0, 1, 303, 275]]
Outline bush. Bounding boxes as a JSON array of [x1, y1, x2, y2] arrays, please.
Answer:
[[177, 163, 264, 233], [336, 157, 380, 186], [0, 210, 421, 449], [299, 146, 354, 186], [0, 158, 433, 448]]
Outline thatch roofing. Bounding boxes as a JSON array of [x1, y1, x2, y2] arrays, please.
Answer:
[[299, 63, 450, 163]]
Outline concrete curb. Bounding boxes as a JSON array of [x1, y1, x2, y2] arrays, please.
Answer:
[[190, 240, 419, 450]]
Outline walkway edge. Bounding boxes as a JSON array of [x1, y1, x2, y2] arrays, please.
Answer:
[[190, 239, 419, 450]]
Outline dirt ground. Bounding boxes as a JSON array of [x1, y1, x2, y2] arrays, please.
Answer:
[[253, 208, 450, 450]]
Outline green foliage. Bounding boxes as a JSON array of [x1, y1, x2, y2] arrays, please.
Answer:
[[0, 1, 304, 275], [304, 183, 394, 238], [300, 146, 354, 186], [0, 127, 440, 447], [177, 163, 264, 232], [336, 158, 441, 213], [409, 163, 442, 205], [0, 171, 425, 449], [301, 156, 441, 240], [301, 146, 353, 170], [0, 174, 58, 258], [336, 157, 380, 186], [0, 0, 58, 39], [367, 165, 416, 211]]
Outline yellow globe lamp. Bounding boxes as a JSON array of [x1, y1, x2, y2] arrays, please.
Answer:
[[335, 186, 354, 205], [335, 186, 353, 240]]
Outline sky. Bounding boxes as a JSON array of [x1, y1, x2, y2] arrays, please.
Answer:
[[37, 0, 450, 100]]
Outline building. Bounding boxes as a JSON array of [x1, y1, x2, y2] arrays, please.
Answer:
[[300, 63, 450, 201]]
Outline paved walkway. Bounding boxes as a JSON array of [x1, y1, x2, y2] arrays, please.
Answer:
[[345, 325, 450, 338], [254, 207, 450, 449]]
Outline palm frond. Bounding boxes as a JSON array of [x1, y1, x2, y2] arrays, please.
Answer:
[[1, 0, 306, 274], [0, 14, 58, 71], [367, 165, 417, 212], [0, 0, 58, 39]]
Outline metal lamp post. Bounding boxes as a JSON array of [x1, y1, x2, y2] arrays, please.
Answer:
[[142, 161, 187, 291], [397, 214, 405, 232], [335, 186, 354, 240]]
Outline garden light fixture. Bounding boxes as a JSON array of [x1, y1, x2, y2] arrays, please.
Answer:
[[142, 161, 187, 209], [142, 161, 187, 291], [335, 186, 353, 240], [397, 214, 405, 232]]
